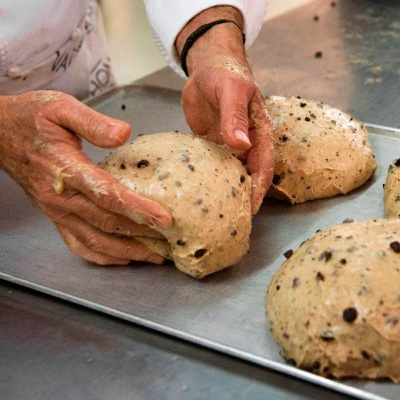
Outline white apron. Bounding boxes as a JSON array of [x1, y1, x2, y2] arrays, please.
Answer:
[[0, 0, 115, 100]]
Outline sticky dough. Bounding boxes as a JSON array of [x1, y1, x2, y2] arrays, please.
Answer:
[[385, 159, 400, 218], [266, 219, 400, 381], [99, 132, 252, 278], [265, 96, 377, 204]]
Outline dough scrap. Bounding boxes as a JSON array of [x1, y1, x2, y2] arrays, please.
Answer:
[[99, 132, 252, 278], [266, 219, 400, 381], [265, 96, 377, 204]]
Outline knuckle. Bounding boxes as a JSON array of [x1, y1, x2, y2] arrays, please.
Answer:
[[84, 234, 103, 253], [98, 214, 117, 233]]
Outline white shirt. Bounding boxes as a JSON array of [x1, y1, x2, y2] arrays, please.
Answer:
[[0, 0, 267, 99]]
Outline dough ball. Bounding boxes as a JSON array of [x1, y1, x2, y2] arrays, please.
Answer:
[[265, 96, 377, 204], [266, 219, 400, 381], [99, 132, 252, 278], [385, 159, 400, 218]]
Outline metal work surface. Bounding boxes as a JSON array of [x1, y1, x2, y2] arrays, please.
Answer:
[[138, 0, 400, 129], [0, 280, 351, 400], [1, 86, 399, 400]]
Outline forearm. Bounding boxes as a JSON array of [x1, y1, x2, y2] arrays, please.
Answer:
[[175, 6, 247, 75]]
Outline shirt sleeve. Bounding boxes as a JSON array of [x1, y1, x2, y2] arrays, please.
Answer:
[[143, 0, 268, 78]]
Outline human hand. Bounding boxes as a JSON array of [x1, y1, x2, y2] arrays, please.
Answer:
[[0, 91, 172, 265], [176, 7, 274, 214]]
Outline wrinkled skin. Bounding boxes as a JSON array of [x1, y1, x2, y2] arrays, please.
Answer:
[[182, 56, 274, 213], [177, 7, 275, 214], [0, 91, 172, 265]]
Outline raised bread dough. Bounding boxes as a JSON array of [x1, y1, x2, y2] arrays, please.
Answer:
[[265, 96, 377, 204], [266, 219, 400, 381], [99, 132, 252, 278], [385, 159, 400, 218]]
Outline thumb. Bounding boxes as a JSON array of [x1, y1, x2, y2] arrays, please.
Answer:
[[219, 88, 252, 151], [44, 93, 131, 148]]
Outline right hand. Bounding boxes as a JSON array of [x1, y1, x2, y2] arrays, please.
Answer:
[[0, 91, 172, 265]]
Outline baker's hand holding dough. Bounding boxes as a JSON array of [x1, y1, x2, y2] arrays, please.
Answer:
[[176, 6, 275, 214], [0, 91, 172, 265]]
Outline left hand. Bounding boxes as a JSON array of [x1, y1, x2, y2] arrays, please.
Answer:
[[182, 55, 274, 214], [176, 7, 274, 214]]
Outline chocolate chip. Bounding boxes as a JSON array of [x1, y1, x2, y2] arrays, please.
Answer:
[[276, 285, 281, 290], [177, 239, 186, 246], [283, 332, 290, 339], [315, 51, 323, 59], [181, 154, 189, 162], [343, 307, 358, 323], [194, 248, 207, 258], [319, 251, 332, 262], [284, 249, 294, 259], [395, 159, 400, 167], [272, 174, 281, 185], [314, 15, 319, 21], [390, 241, 400, 253], [240, 175, 246, 183], [219, 214, 224, 218], [361, 351, 370, 360], [292, 277, 300, 288], [195, 198, 203, 205], [331, 1, 336, 6], [120, 163, 126, 169], [121, 104, 126, 110], [312, 361, 321, 371], [231, 230, 237, 236], [316, 272, 325, 281], [339, 258, 347, 265], [300, 102, 307, 107], [280, 135, 289, 142], [386, 317, 399, 326], [188, 164, 195, 171], [201, 206, 209, 213], [320, 331, 334, 342], [286, 358, 297, 366], [137, 159, 149, 168], [342, 218, 354, 224], [305, 117, 311, 122]]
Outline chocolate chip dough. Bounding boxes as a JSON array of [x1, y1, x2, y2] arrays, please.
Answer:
[[99, 132, 252, 278], [265, 96, 377, 204], [385, 159, 400, 218], [266, 219, 400, 381]]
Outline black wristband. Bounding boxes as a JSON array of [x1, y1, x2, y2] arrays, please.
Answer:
[[180, 19, 246, 77]]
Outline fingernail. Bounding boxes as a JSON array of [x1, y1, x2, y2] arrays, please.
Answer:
[[148, 254, 165, 265], [234, 130, 251, 146], [152, 215, 173, 230], [107, 124, 124, 143]]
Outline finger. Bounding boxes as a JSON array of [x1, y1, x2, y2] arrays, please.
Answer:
[[43, 93, 131, 148], [56, 224, 131, 266], [56, 214, 165, 264], [247, 92, 275, 214], [219, 82, 252, 151], [62, 192, 163, 238], [58, 152, 172, 229]]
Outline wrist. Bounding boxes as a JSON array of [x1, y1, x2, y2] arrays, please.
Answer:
[[176, 6, 246, 75]]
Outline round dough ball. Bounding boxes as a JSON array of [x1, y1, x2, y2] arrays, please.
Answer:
[[265, 96, 377, 204], [99, 132, 252, 278], [266, 219, 400, 381], [385, 159, 400, 218]]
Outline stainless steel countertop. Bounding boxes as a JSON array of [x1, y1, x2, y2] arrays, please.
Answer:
[[0, 281, 349, 400], [2, 0, 399, 399]]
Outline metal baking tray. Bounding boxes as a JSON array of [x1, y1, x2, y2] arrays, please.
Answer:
[[1, 86, 399, 400]]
